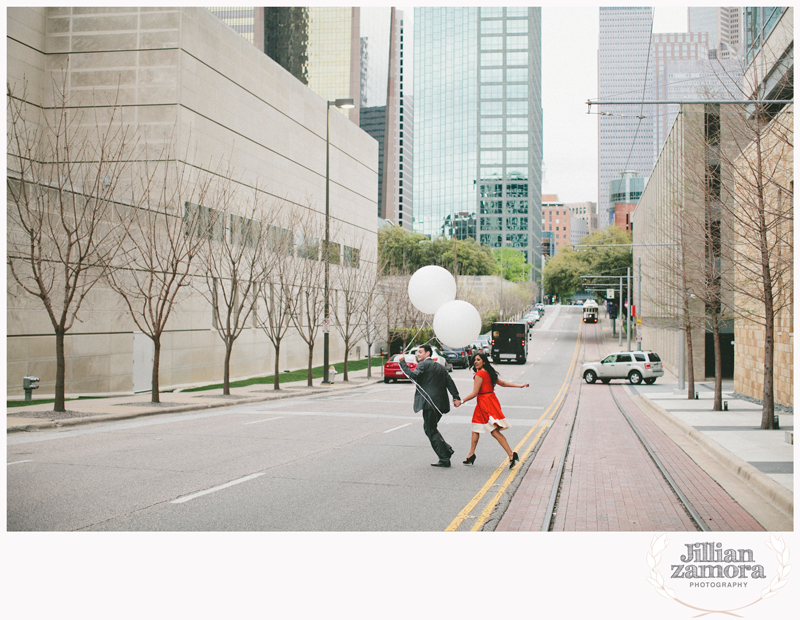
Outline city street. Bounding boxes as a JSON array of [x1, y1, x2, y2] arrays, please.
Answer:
[[8, 308, 578, 532]]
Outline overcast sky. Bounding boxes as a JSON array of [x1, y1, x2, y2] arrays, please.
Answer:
[[541, 6, 688, 204]]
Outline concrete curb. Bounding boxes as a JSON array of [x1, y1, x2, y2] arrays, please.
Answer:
[[7, 379, 384, 434], [631, 392, 794, 521]]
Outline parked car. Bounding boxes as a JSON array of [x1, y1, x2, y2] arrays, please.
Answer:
[[441, 345, 474, 369], [582, 350, 664, 385], [472, 336, 491, 357], [383, 354, 416, 383], [535, 303, 545, 314], [409, 346, 453, 372]]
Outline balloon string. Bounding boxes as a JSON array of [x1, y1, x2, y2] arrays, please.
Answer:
[[397, 362, 445, 417], [401, 318, 430, 354]]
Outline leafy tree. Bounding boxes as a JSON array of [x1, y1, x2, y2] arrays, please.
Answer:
[[441, 237, 497, 276], [378, 226, 428, 273], [543, 226, 633, 301], [493, 246, 530, 282], [542, 249, 587, 300], [378, 225, 498, 277]]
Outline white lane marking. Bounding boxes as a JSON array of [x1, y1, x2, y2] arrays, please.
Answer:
[[243, 417, 284, 425], [170, 473, 265, 504], [7, 460, 33, 466], [384, 423, 412, 434]]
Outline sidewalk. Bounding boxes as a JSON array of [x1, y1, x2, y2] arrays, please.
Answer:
[[7, 366, 384, 433]]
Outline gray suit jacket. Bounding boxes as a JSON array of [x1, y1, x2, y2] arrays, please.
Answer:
[[398, 357, 460, 414]]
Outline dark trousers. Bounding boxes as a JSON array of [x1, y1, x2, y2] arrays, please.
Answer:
[[422, 406, 453, 460]]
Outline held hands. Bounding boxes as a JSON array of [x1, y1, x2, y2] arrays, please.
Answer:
[[453, 399, 462, 408], [521, 383, 529, 388]]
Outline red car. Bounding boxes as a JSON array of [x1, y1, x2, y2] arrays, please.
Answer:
[[383, 354, 417, 383]]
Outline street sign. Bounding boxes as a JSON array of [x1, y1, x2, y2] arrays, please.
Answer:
[[636, 326, 642, 342], [607, 289, 615, 298], [322, 317, 330, 333]]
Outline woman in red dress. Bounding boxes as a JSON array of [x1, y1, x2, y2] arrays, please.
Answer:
[[459, 352, 529, 469]]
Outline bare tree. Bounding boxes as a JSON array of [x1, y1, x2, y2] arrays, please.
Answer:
[[722, 103, 793, 428], [196, 171, 273, 395], [359, 257, 387, 379], [105, 136, 213, 403], [7, 72, 137, 412], [255, 205, 300, 390], [290, 208, 328, 386], [331, 238, 376, 381], [702, 47, 793, 427]]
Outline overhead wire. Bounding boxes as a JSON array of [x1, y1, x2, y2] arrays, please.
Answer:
[[621, 8, 656, 173]]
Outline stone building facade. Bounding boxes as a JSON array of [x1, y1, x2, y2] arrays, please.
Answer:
[[7, 7, 378, 397], [731, 7, 793, 408]]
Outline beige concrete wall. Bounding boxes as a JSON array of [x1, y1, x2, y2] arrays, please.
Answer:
[[6, 7, 379, 397]]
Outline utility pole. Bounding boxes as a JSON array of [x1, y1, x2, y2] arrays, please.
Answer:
[[626, 267, 631, 352], [637, 256, 642, 351]]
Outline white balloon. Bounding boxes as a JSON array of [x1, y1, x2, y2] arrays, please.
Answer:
[[433, 300, 482, 348], [407, 266, 457, 314]]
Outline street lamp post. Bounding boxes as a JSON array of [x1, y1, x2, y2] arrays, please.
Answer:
[[323, 98, 355, 385]]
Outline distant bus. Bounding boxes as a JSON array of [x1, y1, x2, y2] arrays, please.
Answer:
[[582, 299, 599, 323], [490, 322, 528, 364]]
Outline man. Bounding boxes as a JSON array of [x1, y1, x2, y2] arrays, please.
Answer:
[[398, 344, 462, 467]]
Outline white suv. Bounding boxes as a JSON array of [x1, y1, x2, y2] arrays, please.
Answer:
[[582, 350, 664, 385]]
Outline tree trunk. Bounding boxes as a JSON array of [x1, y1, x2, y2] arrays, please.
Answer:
[[223, 340, 233, 395], [54, 327, 67, 413], [151, 337, 161, 404], [366, 346, 372, 379], [762, 312, 776, 429], [307, 344, 314, 387], [343, 341, 349, 381], [685, 319, 695, 400], [712, 314, 722, 411], [273, 341, 281, 390]]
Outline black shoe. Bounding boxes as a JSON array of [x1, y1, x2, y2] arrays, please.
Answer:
[[509, 452, 519, 469], [463, 454, 476, 465], [431, 460, 451, 467]]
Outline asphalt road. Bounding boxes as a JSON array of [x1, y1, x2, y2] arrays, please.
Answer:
[[7, 305, 583, 531]]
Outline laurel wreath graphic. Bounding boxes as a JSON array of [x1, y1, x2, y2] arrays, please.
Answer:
[[647, 534, 791, 618]]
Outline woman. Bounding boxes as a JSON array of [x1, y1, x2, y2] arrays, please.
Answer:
[[460, 352, 529, 469]]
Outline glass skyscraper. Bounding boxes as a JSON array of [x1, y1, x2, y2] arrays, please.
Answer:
[[597, 7, 655, 228], [413, 7, 542, 270]]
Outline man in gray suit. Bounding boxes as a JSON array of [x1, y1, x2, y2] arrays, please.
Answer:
[[398, 344, 462, 467]]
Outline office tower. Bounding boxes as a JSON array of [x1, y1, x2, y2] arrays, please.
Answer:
[[597, 7, 655, 228], [565, 201, 598, 233], [610, 171, 644, 231], [359, 8, 411, 228], [414, 7, 542, 272], [209, 7, 407, 223], [541, 195, 572, 253], [652, 32, 709, 157], [688, 7, 745, 59]]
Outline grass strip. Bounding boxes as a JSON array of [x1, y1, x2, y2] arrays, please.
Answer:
[[8, 358, 386, 406]]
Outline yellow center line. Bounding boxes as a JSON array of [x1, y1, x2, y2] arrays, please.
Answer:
[[445, 324, 583, 532]]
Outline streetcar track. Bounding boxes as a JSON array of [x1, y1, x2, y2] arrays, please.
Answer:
[[540, 320, 710, 532]]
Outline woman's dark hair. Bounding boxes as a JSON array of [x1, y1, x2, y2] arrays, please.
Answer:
[[470, 352, 498, 387]]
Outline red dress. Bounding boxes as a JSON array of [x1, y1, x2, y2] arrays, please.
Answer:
[[471, 369, 510, 433]]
